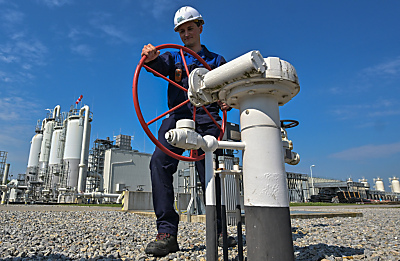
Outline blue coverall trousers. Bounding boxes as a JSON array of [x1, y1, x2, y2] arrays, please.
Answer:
[[150, 114, 222, 236]]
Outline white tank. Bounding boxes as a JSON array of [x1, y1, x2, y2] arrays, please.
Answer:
[[26, 132, 43, 181], [374, 177, 385, 192], [27, 133, 43, 168], [38, 105, 61, 181], [358, 178, 370, 190], [48, 126, 65, 189], [49, 127, 65, 166], [389, 177, 400, 193], [64, 115, 84, 189], [63, 108, 92, 190], [38, 119, 55, 180]]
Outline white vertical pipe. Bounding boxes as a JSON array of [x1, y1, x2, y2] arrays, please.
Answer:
[[1, 164, 10, 204], [240, 94, 289, 207], [52, 105, 60, 119], [205, 150, 216, 206], [204, 149, 217, 261], [240, 93, 293, 260], [77, 105, 90, 192]]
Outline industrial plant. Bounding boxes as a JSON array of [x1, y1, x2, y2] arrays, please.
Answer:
[[0, 101, 399, 211], [0, 101, 193, 206]]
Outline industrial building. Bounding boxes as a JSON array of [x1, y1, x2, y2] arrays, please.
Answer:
[[1, 103, 192, 206], [308, 177, 400, 203], [1, 102, 399, 212]]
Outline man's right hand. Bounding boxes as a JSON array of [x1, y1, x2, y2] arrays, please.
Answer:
[[141, 44, 160, 63]]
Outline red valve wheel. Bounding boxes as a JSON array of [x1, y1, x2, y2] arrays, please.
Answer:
[[132, 44, 227, 162]]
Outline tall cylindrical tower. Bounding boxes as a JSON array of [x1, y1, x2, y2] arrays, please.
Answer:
[[358, 178, 370, 190], [63, 105, 92, 191], [374, 178, 385, 192], [48, 125, 65, 190], [38, 119, 55, 181], [38, 105, 60, 182], [26, 131, 43, 183], [389, 177, 400, 193]]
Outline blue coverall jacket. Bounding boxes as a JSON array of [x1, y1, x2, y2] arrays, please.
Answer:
[[146, 45, 226, 236], [145, 45, 226, 123]]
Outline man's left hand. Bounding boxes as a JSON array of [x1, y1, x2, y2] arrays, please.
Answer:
[[217, 100, 231, 111]]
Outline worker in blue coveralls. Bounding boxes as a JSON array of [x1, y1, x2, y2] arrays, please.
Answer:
[[141, 6, 236, 257]]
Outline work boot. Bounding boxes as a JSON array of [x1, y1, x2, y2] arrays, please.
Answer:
[[218, 233, 237, 248], [145, 233, 179, 257]]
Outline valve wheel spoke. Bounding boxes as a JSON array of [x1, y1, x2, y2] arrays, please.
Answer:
[[132, 44, 227, 161]]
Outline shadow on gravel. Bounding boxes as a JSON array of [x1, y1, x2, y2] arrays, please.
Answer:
[[0, 253, 127, 261], [294, 243, 364, 261], [312, 223, 341, 228], [180, 245, 207, 252], [292, 227, 307, 241]]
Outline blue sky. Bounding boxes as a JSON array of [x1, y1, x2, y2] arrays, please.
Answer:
[[1, 0, 400, 190]]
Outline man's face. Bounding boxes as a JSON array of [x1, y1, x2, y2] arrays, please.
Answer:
[[177, 21, 202, 48]]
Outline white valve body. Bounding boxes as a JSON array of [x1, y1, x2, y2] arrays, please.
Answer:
[[188, 51, 299, 109]]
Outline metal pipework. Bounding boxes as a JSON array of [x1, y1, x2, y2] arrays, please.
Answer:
[[77, 105, 91, 193], [166, 128, 245, 260], [218, 157, 229, 261], [165, 120, 225, 261], [1, 164, 10, 204], [187, 51, 300, 260], [281, 128, 300, 165]]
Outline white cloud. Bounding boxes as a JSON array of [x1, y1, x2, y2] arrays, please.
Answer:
[[0, 70, 13, 82], [15, 40, 48, 66], [362, 56, 400, 77], [0, 96, 40, 121], [71, 44, 93, 57], [328, 56, 400, 96], [89, 12, 134, 44], [151, 0, 174, 18], [1, 8, 24, 25], [368, 110, 400, 117], [141, 0, 179, 19], [0, 132, 25, 146], [0, 52, 18, 63], [99, 24, 133, 43], [330, 98, 400, 121], [0, 38, 48, 70], [67, 27, 94, 41], [330, 142, 400, 160], [10, 31, 26, 40], [37, 0, 73, 7]]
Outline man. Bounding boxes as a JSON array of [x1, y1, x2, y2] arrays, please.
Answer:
[[141, 6, 235, 257]]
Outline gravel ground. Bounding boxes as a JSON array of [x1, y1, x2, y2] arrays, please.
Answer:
[[0, 205, 399, 260]]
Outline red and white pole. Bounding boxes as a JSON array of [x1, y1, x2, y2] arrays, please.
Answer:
[[75, 95, 83, 107]]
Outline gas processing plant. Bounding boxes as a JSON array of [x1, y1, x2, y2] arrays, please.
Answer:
[[1, 99, 399, 207], [7, 100, 116, 204], [1, 98, 192, 205]]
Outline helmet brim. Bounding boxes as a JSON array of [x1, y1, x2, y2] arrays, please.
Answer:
[[174, 18, 204, 31]]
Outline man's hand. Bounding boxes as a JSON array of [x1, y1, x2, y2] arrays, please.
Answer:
[[217, 100, 231, 111], [141, 44, 160, 63]]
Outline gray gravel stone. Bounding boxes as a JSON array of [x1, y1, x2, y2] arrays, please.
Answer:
[[1, 205, 399, 260]]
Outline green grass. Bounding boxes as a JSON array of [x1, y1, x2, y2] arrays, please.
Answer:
[[289, 202, 400, 207], [289, 202, 355, 207]]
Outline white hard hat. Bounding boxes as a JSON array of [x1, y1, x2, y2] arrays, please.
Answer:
[[173, 6, 204, 31]]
